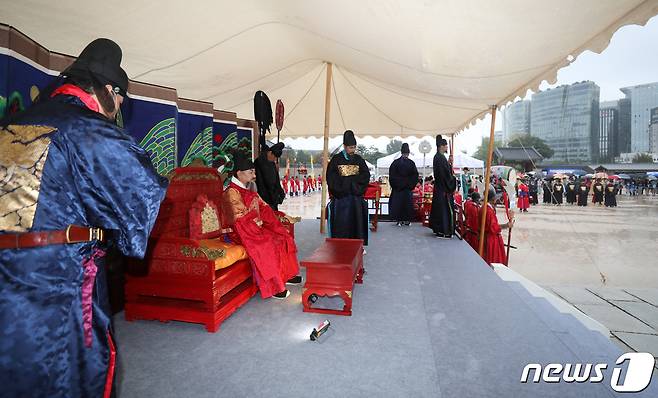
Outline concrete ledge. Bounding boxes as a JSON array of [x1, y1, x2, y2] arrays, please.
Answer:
[[492, 263, 610, 337]]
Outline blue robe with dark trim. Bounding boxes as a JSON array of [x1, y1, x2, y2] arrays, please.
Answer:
[[388, 156, 419, 222], [0, 94, 167, 397], [429, 152, 456, 236], [326, 150, 370, 245]]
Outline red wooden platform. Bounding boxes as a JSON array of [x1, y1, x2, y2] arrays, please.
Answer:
[[301, 238, 364, 316]]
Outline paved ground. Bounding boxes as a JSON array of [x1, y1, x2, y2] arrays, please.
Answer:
[[510, 194, 658, 362], [282, 192, 658, 362]]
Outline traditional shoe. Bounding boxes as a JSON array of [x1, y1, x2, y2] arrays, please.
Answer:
[[272, 289, 290, 300], [403, 221, 411, 226], [286, 275, 303, 285], [363, 248, 367, 255]]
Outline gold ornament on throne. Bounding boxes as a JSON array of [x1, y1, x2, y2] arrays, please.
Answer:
[[201, 202, 220, 234]]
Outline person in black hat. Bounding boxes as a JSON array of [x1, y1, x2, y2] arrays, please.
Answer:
[[565, 177, 577, 205], [592, 178, 604, 206], [577, 179, 590, 206], [223, 153, 301, 299], [388, 143, 419, 226], [0, 38, 167, 398], [428, 134, 457, 238], [326, 130, 371, 246], [552, 177, 564, 206], [604, 178, 618, 207], [254, 142, 286, 211]]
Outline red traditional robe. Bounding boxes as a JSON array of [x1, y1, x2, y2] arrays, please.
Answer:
[[463, 199, 480, 250], [307, 176, 313, 191], [282, 176, 289, 195], [302, 177, 309, 194], [294, 178, 301, 193], [479, 203, 507, 265], [223, 179, 299, 298], [517, 183, 529, 210]]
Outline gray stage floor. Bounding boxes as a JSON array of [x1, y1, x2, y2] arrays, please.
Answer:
[[114, 220, 657, 397]]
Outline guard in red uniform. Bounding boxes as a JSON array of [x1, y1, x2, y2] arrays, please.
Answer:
[[223, 155, 300, 299], [479, 190, 514, 265], [294, 176, 301, 196], [463, 191, 481, 250], [517, 178, 529, 212]]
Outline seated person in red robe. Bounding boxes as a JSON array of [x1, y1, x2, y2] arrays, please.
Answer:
[[479, 190, 514, 265], [222, 155, 301, 299], [463, 191, 481, 251]]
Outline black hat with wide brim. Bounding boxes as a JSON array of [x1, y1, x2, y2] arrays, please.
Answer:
[[436, 134, 448, 147], [401, 143, 410, 154], [63, 38, 128, 96], [234, 153, 255, 171], [270, 142, 284, 157], [343, 130, 357, 146]]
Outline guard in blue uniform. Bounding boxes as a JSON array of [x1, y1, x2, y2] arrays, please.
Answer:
[[326, 130, 370, 245], [0, 39, 167, 398]]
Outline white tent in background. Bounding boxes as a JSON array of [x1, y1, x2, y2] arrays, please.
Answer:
[[375, 144, 483, 177], [3, 0, 657, 138], [364, 160, 376, 177]]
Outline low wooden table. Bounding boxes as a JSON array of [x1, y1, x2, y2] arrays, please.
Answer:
[[301, 238, 364, 316]]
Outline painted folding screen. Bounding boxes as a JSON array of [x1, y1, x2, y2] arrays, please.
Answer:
[[177, 98, 213, 167], [120, 82, 178, 176], [0, 26, 58, 119]]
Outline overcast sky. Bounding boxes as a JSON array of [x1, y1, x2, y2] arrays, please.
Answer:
[[285, 15, 658, 156]]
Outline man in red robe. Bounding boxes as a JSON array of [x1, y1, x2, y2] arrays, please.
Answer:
[[294, 176, 301, 196], [223, 155, 300, 299], [308, 175, 314, 192], [282, 174, 289, 196], [517, 178, 530, 212], [302, 175, 309, 195], [463, 191, 481, 251], [479, 190, 514, 265]]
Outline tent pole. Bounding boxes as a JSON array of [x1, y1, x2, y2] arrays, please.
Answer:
[[478, 105, 497, 257], [320, 62, 333, 234]]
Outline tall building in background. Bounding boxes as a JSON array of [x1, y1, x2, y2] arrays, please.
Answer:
[[502, 100, 531, 143], [620, 82, 658, 153], [494, 130, 504, 143], [650, 107, 658, 154], [599, 101, 618, 162], [530, 81, 600, 163], [617, 97, 632, 154]]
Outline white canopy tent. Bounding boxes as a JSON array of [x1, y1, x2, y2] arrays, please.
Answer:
[[4, 0, 658, 234], [3, 0, 658, 139]]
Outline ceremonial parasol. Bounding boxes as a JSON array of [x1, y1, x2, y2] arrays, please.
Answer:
[[254, 90, 273, 151], [275, 99, 284, 143]]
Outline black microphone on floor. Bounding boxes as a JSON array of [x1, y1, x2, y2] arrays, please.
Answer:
[[310, 320, 331, 341]]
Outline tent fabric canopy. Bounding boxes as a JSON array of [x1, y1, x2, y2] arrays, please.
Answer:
[[4, 0, 658, 138]]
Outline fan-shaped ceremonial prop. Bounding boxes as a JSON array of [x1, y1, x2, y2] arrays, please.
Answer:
[[275, 99, 284, 142]]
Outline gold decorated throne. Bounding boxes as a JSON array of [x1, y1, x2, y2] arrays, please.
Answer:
[[124, 167, 257, 332]]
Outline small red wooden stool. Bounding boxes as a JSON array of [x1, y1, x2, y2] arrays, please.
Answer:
[[301, 238, 364, 316]]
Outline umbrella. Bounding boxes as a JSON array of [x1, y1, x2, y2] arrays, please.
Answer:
[[647, 175, 658, 181], [584, 174, 595, 179], [617, 174, 632, 180], [593, 172, 607, 179], [608, 175, 621, 181]]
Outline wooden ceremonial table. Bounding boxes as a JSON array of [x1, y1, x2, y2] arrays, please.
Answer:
[[364, 183, 382, 231], [301, 238, 364, 316]]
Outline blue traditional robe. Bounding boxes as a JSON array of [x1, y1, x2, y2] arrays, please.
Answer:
[[0, 93, 167, 397], [326, 150, 370, 245]]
